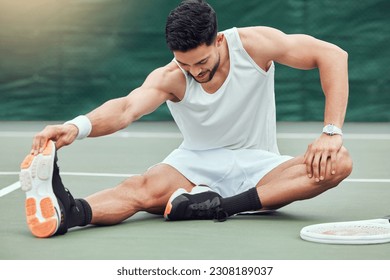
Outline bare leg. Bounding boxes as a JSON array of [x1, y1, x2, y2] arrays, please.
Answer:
[[256, 146, 353, 210], [85, 164, 194, 225], [161, 146, 353, 221]]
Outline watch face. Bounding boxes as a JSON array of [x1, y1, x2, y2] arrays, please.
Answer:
[[327, 125, 335, 134], [323, 124, 341, 136]]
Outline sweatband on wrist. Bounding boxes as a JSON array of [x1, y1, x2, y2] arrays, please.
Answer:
[[64, 115, 92, 140]]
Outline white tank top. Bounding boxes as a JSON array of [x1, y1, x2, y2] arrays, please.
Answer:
[[166, 27, 279, 154]]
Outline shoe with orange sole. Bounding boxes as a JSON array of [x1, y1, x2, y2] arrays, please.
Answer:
[[19, 140, 69, 238]]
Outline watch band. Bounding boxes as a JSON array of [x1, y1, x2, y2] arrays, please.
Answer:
[[322, 124, 343, 136]]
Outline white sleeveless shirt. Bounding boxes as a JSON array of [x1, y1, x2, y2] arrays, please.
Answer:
[[166, 27, 279, 154]]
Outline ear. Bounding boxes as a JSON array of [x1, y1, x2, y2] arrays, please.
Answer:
[[215, 33, 225, 47]]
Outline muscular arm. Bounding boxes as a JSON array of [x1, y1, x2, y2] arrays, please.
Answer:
[[86, 74, 174, 137], [239, 26, 348, 127], [274, 32, 349, 128], [31, 63, 184, 153], [239, 27, 349, 181]]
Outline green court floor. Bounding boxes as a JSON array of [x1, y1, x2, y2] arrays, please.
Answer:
[[0, 121, 389, 260]]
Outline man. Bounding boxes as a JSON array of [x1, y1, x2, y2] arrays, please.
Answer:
[[20, 0, 352, 238]]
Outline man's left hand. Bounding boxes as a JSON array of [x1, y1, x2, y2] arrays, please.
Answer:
[[304, 133, 343, 182]]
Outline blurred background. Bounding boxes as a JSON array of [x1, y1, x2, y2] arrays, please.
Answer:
[[0, 0, 389, 121]]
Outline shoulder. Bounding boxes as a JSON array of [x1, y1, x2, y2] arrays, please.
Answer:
[[235, 27, 289, 69], [142, 61, 187, 102], [236, 26, 288, 49], [236, 26, 345, 70]]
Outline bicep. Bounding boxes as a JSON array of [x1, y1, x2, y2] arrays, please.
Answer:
[[124, 86, 171, 121], [274, 34, 327, 70], [242, 27, 343, 70], [123, 67, 178, 121]]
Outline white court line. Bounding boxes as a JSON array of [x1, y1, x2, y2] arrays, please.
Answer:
[[1, 131, 390, 140], [0, 131, 183, 139], [0, 181, 21, 197], [277, 133, 390, 140], [1, 171, 389, 198], [1, 128, 388, 197], [0, 171, 134, 177], [0, 172, 135, 198]]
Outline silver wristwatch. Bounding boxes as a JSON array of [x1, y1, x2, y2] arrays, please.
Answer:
[[322, 124, 343, 136]]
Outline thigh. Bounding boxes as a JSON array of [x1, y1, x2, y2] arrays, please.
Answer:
[[86, 163, 193, 222], [257, 146, 352, 188], [256, 155, 305, 186]]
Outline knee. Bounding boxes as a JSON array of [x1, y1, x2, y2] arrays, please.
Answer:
[[330, 146, 353, 185], [338, 146, 353, 177], [118, 173, 171, 211], [119, 175, 148, 191]]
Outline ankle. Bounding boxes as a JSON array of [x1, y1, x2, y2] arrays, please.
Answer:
[[221, 187, 262, 216], [68, 199, 93, 228]]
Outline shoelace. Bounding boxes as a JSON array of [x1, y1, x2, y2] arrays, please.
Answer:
[[189, 197, 228, 222]]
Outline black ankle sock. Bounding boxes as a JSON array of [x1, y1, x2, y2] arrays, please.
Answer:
[[68, 199, 93, 228], [220, 187, 262, 216]]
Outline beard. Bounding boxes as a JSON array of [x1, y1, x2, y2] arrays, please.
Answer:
[[189, 54, 220, 84]]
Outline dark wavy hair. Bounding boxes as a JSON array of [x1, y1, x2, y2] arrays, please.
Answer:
[[165, 0, 218, 51]]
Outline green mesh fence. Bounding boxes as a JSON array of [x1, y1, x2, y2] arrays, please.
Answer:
[[0, 0, 389, 121]]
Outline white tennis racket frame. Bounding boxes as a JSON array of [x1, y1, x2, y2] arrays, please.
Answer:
[[300, 217, 390, 245]]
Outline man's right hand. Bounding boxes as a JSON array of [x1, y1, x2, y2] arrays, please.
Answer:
[[31, 124, 79, 155]]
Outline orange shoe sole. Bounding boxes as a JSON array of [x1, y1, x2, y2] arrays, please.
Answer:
[[20, 140, 60, 238], [164, 188, 186, 220]]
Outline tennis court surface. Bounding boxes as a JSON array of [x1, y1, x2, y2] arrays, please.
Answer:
[[1, 121, 389, 260]]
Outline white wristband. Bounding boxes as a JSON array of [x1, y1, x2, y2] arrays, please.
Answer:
[[64, 115, 92, 140]]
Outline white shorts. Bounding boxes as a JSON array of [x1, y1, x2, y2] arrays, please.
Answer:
[[162, 148, 292, 198]]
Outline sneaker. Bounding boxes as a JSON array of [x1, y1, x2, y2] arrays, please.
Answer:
[[19, 140, 74, 237], [164, 185, 228, 222]]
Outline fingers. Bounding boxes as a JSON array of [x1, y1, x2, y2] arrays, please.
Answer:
[[330, 150, 337, 175], [30, 124, 78, 155], [311, 151, 322, 182], [318, 151, 329, 182], [31, 131, 51, 155], [304, 145, 331, 183], [304, 149, 314, 179]]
